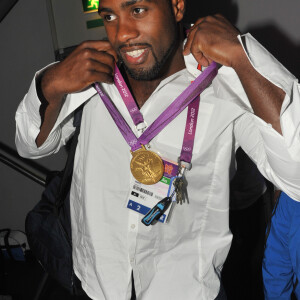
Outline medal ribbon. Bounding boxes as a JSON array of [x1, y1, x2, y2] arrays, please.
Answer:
[[138, 62, 217, 145], [114, 64, 200, 163], [180, 96, 200, 163], [114, 66, 144, 126], [94, 84, 140, 149], [94, 61, 218, 153]]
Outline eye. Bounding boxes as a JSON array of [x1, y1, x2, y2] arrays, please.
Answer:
[[133, 8, 146, 15], [103, 14, 117, 22]]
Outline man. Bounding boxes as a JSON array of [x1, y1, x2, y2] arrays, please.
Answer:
[[15, 0, 300, 299]]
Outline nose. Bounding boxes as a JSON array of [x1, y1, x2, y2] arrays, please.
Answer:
[[116, 17, 139, 44]]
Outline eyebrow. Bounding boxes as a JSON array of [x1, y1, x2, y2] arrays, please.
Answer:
[[99, 0, 153, 14], [121, 0, 153, 9]]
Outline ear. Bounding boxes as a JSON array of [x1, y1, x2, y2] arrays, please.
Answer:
[[171, 0, 185, 22]]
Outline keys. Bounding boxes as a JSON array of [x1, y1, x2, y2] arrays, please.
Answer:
[[173, 176, 183, 204], [173, 164, 189, 205]]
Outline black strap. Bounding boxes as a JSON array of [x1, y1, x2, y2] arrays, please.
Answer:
[[3, 229, 16, 261], [0, 229, 11, 255], [0, 229, 19, 261], [55, 104, 84, 210]]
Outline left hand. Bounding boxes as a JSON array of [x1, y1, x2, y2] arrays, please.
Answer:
[[183, 15, 244, 68]]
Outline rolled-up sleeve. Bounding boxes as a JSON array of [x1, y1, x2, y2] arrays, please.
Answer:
[[15, 65, 96, 159], [228, 34, 300, 200]]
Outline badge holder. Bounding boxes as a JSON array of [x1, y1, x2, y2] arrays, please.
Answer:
[[141, 177, 176, 226]]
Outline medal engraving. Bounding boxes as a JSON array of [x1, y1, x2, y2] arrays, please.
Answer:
[[130, 145, 164, 185]]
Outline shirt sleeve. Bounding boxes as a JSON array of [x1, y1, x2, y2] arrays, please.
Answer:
[[217, 33, 300, 201], [15, 64, 96, 159]]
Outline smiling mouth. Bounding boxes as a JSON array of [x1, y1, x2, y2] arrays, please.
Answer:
[[121, 47, 150, 65], [126, 49, 147, 58]]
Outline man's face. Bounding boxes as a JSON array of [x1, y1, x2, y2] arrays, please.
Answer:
[[99, 0, 180, 81]]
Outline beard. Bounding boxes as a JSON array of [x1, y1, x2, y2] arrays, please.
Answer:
[[117, 36, 178, 81]]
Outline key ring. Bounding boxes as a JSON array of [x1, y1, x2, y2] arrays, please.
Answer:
[[177, 158, 192, 173], [136, 121, 147, 133]]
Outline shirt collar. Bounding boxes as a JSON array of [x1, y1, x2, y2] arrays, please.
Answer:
[[183, 38, 203, 79]]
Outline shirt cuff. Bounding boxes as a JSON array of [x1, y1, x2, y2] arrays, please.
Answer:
[[15, 66, 50, 157], [239, 34, 300, 161], [238, 33, 296, 97], [16, 62, 98, 158]]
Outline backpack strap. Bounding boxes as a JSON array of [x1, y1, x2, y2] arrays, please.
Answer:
[[3, 229, 16, 261], [0, 229, 15, 261], [55, 104, 84, 211]]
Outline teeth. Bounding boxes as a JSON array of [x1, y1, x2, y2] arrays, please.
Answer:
[[126, 49, 145, 58]]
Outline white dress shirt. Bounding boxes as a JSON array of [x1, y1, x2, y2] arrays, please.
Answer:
[[15, 34, 300, 300]]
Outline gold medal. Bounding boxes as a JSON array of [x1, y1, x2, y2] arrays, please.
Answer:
[[130, 145, 164, 185]]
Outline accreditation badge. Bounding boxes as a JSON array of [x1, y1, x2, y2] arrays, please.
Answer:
[[126, 158, 178, 223]]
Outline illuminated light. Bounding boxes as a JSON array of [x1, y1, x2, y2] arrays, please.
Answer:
[[82, 0, 99, 13]]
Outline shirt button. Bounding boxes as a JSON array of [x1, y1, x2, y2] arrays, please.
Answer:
[[131, 224, 136, 229]]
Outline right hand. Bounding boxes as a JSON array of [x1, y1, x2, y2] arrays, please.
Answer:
[[41, 40, 117, 106]]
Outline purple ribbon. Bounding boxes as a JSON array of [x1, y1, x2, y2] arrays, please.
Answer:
[[94, 61, 218, 155], [94, 85, 140, 149], [180, 96, 200, 163], [114, 66, 144, 126], [138, 62, 217, 146]]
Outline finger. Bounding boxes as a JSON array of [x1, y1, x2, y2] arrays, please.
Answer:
[[192, 16, 206, 27], [191, 48, 210, 67], [78, 40, 113, 52], [214, 13, 225, 20], [92, 50, 116, 71], [188, 16, 206, 32], [87, 41, 118, 64], [213, 14, 233, 27], [78, 64, 114, 86], [90, 69, 114, 84], [105, 48, 118, 63], [89, 60, 114, 76], [78, 48, 116, 76], [207, 57, 213, 66], [75, 40, 117, 62], [70, 54, 115, 86], [198, 56, 210, 67], [183, 18, 206, 55], [189, 37, 210, 67], [89, 40, 118, 61], [183, 26, 197, 55]]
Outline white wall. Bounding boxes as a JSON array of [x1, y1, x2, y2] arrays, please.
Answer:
[[0, 0, 299, 231], [235, 0, 300, 43], [49, 0, 106, 51], [234, 0, 300, 77], [0, 0, 65, 230]]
